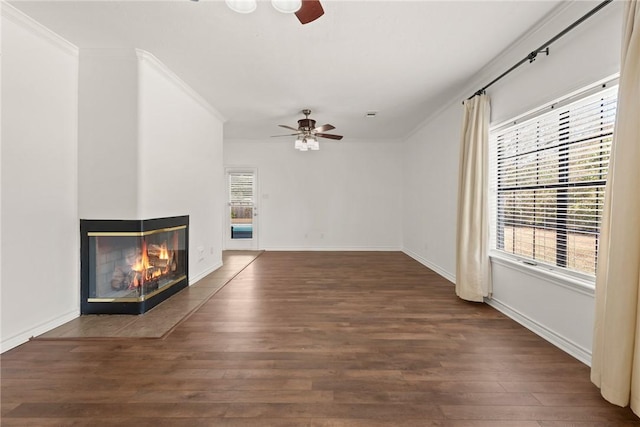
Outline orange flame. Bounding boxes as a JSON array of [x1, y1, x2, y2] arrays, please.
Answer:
[[159, 242, 169, 260], [131, 258, 143, 272], [128, 238, 174, 290], [140, 240, 149, 272], [130, 240, 151, 281]]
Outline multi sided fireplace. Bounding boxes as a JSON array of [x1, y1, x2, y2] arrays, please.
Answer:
[[80, 216, 189, 314]]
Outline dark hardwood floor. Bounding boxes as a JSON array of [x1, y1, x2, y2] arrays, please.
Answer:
[[2, 251, 638, 426]]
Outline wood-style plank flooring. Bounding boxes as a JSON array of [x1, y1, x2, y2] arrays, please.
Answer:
[[2, 251, 638, 426]]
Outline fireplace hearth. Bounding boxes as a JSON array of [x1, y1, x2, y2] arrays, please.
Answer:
[[80, 216, 189, 314]]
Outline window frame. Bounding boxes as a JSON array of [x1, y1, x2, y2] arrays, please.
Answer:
[[488, 75, 619, 287]]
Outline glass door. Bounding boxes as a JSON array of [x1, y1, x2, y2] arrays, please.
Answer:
[[225, 169, 258, 250]]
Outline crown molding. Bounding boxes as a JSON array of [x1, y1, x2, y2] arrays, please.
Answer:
[[79, 48, 139, 61], [135, 49, 226, 123], [403, 0, 589, 141], [2, 2, 78, 56]]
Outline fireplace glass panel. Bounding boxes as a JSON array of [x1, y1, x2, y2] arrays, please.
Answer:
[[88, 226, 187, 300]]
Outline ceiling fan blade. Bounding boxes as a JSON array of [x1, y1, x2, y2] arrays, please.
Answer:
[[314, 124, 335, 133], [278, 125, 298, 132], [316, 133, 343, 140], [295, 0, 324, 25], [271, 133, 299, 137], [278, 124, 299, 131]]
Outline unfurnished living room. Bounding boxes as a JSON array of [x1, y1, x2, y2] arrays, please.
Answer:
[[2, 0, 640, 425]]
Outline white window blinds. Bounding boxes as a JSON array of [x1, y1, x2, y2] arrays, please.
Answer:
[[489, 83, 618, 277], [229, 172, 254, 206]]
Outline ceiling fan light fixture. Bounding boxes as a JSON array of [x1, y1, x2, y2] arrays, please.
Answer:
[[307, 137, 320, 151], [225, 0, 257, 14], [271, 0, 302, 13]]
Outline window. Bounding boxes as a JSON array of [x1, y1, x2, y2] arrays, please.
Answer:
[[489, 81, 618, 278], [228, 171, 254, 239]]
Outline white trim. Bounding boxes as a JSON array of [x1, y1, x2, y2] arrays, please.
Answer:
[[490, 253, 595, 297], [264, 246, 403, 252], [402, 249, 456, 284], [189, 260, 223, 286], [1, 2, 78, 56], [79, 48, 138, 60], [1, 309, 79, 354], [135, 49, 226, 123], [486, 297, 592, 366]]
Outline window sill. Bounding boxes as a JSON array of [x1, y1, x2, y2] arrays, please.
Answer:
[[489, 252, 595, 297]]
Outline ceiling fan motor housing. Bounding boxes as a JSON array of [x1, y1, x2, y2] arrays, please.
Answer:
[[298, 118, 316, 132]]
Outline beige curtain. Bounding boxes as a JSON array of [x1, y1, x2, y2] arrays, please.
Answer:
[[591, 0, 640, 414], [456, 94, 491, 302]]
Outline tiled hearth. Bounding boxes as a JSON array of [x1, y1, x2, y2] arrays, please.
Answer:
[[36, 251, 262, 339]]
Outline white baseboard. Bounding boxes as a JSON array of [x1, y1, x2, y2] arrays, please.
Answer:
[[486, 297, 592, 366], [1, 309, 79, 354], [402, 249, 456, 284], [189, 260, 223, 285]]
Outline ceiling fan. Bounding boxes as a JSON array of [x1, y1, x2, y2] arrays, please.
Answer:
[[294, 0, 324, 25], [273, 109, 343, 151], [212, 0, 325, 25]]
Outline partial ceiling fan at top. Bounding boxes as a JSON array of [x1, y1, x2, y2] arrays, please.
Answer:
[[224, 0, 325, 25]]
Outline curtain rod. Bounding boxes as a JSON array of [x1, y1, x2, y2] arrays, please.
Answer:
[[466, 0, 613, 101]]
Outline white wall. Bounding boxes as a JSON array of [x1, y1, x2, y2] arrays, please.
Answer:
[[1, 23, 225, 351], [78, 49, 226, 284], [402, 103, 461, 282], [1, 5, 80, 351], [78, 50, 139, 219], [137, 51, 225, 281], [402, 1, 623, 364], [224, 139, 402, 250]]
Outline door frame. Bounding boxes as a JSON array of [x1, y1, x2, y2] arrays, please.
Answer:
[[224, 167, 258, 250]]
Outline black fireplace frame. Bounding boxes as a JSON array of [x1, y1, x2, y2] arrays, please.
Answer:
[[80, 215, 189, 315]]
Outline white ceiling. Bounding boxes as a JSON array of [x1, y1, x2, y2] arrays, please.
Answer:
[[10, 0, 564, 140]]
